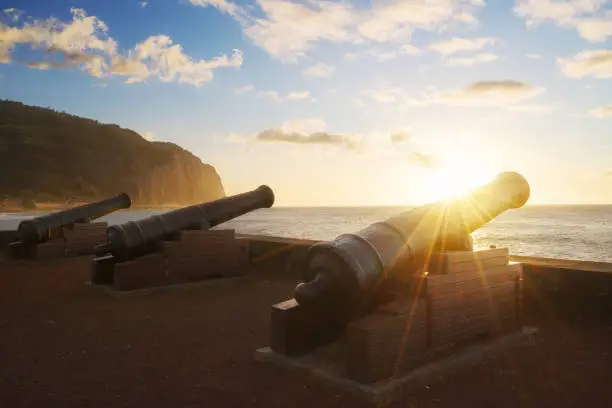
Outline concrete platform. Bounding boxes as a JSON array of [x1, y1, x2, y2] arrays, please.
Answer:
[[255, 326, 540, 406]]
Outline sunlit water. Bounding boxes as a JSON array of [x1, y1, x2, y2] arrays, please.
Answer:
[[1, 205, 611, 262]]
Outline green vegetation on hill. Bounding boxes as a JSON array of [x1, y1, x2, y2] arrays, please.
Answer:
[[0, 100, 225, 206]]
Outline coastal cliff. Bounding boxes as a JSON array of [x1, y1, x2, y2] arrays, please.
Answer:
[[0, 100, 225, 206]]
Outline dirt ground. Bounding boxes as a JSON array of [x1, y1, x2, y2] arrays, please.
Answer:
[[1, 258, 611, 408]]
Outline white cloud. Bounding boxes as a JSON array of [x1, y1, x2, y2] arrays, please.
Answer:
[[302, 63, 335, 78], [447, 53, 499, 66], [138, 1, 149, 7], [574, 17, 612, 42], [526, 53, 543, 59], [430, 36, 497, 54], [254, 123, 360, 152], [391, 131, 411, 142], [3, 8, 23, 22], [408, 152, 441, 168], [399, 44, 423, 55], [361, 87, 423, 106], [513, 0, 612, 42], [504, 103, 556, 113], [352, 98, 366, 108], [189, 0, 246, 20], [558, 49, 612, 78], [356, 0, 485, 43], [589, 105, 612, 117], [343, 44, 422, 61], [514, 0, 606, 24], [109, 36, 243, 86], [191, 0, 485, 62], [232, 120, 439, 163], [242, 0, 355, 63], [280, 118, 327, 133], [0, 8, 243, 86], [233, 84, 254, 94], [362, 88, 405, 103], [257, 90, 311, 102], [430, 80, 546, 107]]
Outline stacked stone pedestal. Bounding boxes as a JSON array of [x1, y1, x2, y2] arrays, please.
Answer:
[[90, 229, 250, 291], [5, 222, 108, 261], [262, 247, 525, 387]]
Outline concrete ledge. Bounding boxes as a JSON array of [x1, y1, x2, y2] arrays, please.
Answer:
[[85, 276, 245, 298], [254, 326, 539, 406]]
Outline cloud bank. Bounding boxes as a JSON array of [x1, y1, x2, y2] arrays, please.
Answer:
[[430, 37, 497, 54], [514, 0, 612, 42], [257, 90, 311, 102], [302, 63, 335, 78], [190, 0, 486, 62], [234, 119, 441, 168], [431, 80, 545, 106], [0, 8, 243, 85], [589, 105, 612, 117], [558, 49, 612, 78]]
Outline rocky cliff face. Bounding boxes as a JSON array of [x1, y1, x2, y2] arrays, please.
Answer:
[[0, 100, 226, 206], [134, 152, 225, 206]]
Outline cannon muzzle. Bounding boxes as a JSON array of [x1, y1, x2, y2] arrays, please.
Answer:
[[294, 171, 530, 323], [17, 193, 132, 245], [96, 185, 275, 261]]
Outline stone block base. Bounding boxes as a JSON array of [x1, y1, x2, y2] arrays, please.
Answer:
[[90, 229, 250, 292], [63, 222, 108, 256], [6, 240, 66, 261], [261, 248, 526, 387], [255, 326, 538, 406], [5, 222, 108, 261]]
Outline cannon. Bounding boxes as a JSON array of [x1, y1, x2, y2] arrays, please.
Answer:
[[95, 185, 275, 261], [293, 171, 530, 324], [16, 193, 132, 245]]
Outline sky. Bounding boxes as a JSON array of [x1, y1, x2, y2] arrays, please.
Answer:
[[0, 0, 611, 207]]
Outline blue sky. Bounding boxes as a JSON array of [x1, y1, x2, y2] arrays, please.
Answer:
[[1, 0, 611, 206]]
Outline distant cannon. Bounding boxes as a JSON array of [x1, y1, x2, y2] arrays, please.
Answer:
[[6, 193, 132, 260], [16, 193, 132, 245], [293, 171, 530, 324], [95, 185, 275, 262]]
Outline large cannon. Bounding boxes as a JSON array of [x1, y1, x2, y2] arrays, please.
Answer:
[[16, 193, 132, 245], [294, 171, 530, 324], [95, 185, 275, 261]]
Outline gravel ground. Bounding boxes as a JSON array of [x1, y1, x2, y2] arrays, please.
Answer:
[[1, 258, 611, 408]]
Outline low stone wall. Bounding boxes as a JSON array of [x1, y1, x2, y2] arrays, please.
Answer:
[[237, 234, 317, 278], [240, 234, 612, 319], [516, 256, 612, 319]]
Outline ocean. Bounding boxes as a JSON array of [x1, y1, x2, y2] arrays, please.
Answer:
[[1, 205, 611, 262]]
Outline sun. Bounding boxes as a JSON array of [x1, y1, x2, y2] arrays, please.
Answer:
[[426, 161, 494, 202]]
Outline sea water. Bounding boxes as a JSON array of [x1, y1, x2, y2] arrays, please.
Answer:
[[1, 205, 611, 262]]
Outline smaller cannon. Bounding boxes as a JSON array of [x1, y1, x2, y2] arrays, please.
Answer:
[[16, 193, 132, 245], [95, 185, 275, 262], [294, 171, 530, 325]]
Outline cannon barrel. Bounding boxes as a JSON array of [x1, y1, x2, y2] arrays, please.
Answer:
[[294, 171, 530, 322], [96, 185, 275, 261], [17, 193, 132, 245]]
